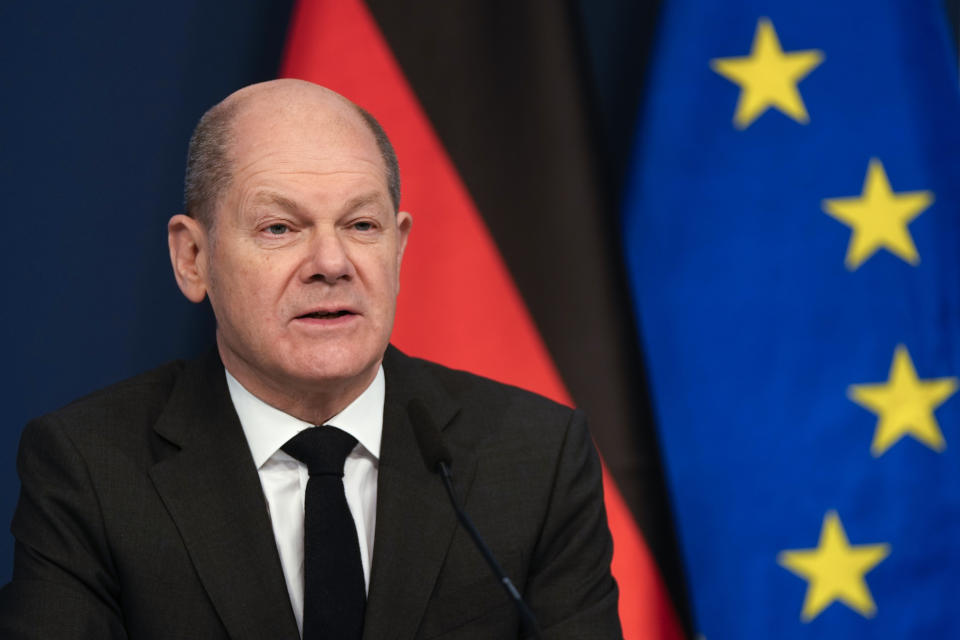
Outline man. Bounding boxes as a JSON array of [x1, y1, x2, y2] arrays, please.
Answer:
[[0, 80, 621, 639]]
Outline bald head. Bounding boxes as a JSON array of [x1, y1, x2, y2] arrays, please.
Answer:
[[184, 79, 400, 227]]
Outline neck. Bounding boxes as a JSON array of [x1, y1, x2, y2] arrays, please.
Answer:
[[217, 341, 380, 425]]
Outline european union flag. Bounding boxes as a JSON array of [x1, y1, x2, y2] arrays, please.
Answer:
[[621, 1, 960, 637]]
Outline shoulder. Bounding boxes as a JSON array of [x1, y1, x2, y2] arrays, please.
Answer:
[[387, 345, 575, 413], [23, 358, 192, 450], [41, 359, 186, 424], [383, 346, 582, 452]]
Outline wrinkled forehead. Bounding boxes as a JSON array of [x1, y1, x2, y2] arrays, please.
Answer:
[[228, 100, 384, 188], [237, 93, 369, 150]]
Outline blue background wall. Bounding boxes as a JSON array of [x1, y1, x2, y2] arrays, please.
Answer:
[[0, 0, 295, 582]]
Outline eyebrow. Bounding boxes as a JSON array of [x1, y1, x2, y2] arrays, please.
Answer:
[[251, 191, 300, 213], [250, 191, 389, 215], [341, 192, 389, 214]]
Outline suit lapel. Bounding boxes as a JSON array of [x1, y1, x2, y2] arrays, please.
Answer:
[[362, 347, 477, 640], [149, 351, 299, 640]]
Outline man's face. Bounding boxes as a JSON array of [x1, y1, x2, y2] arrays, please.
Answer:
[[202, 95, 410, 400]]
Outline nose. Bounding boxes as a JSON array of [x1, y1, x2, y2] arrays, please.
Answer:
[[300, 227, 354, 284]]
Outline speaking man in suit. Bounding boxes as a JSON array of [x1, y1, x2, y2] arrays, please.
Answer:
[[0, 79, 622, 639]]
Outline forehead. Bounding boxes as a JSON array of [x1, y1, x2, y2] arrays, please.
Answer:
[[228, 94, 387, 191]]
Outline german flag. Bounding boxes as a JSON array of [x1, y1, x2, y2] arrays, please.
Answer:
[[281, 1, 687, 637]]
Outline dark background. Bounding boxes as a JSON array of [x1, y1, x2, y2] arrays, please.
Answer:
[[0, 0, 657, 585], [0, 0, 295, 582], [0, 0, 955, 597]]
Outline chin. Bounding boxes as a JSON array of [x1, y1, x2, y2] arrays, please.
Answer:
[[285, 344, 383, 387]]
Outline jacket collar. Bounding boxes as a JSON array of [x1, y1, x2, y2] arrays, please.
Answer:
[[150, 349, 300, 640], [362, 345, 475, 640], [149, 346, 474, 640]]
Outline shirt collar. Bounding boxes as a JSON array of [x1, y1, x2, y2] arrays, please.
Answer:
[[225, 366, 385, 469]]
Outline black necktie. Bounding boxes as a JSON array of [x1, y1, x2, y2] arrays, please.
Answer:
[[283, 427, 365, 640]]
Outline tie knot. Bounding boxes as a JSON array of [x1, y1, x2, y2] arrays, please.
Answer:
[[282, 426, 358, 477]]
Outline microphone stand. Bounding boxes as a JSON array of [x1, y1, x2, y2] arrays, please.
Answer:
[[437, 460, 542, 640]]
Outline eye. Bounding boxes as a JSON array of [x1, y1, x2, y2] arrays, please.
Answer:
[[266, 223, 289, 235], [352, 221, 375, 232]]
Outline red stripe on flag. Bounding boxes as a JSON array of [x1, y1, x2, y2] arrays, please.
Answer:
[[281, 1, 682, 637]]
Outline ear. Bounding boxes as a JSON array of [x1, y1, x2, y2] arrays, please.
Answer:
[[395, 210, 412, 273], [168, 214, 210, 303]]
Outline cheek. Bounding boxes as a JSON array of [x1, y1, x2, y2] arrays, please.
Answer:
[[376, 253, 403, 294], [237, 268, 288, 321], [380, 242, 404, 288], [357, 258, 399, 316], [210, 256, 285, 328], [394, 254, 404, 286]]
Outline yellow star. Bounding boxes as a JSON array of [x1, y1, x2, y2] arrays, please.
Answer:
[[710, 17, 824, 129], [822, 159, 934, 270], [848, 344, 957, 456], [778, 511, 890, 621]]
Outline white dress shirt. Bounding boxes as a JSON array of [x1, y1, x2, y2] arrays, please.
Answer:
[[225, 368, 383, 637]]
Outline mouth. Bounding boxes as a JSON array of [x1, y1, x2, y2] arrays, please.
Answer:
[[293, 306, 361, 326], [296, 310, 355, 320]]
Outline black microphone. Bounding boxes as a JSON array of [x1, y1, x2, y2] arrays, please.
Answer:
[[407, 399, 542, 640]]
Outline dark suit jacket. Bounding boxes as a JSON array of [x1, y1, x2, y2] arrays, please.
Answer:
[[0, 346, 622, 639]]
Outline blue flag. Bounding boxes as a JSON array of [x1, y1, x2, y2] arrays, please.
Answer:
[[621, 1, 960, 637]]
